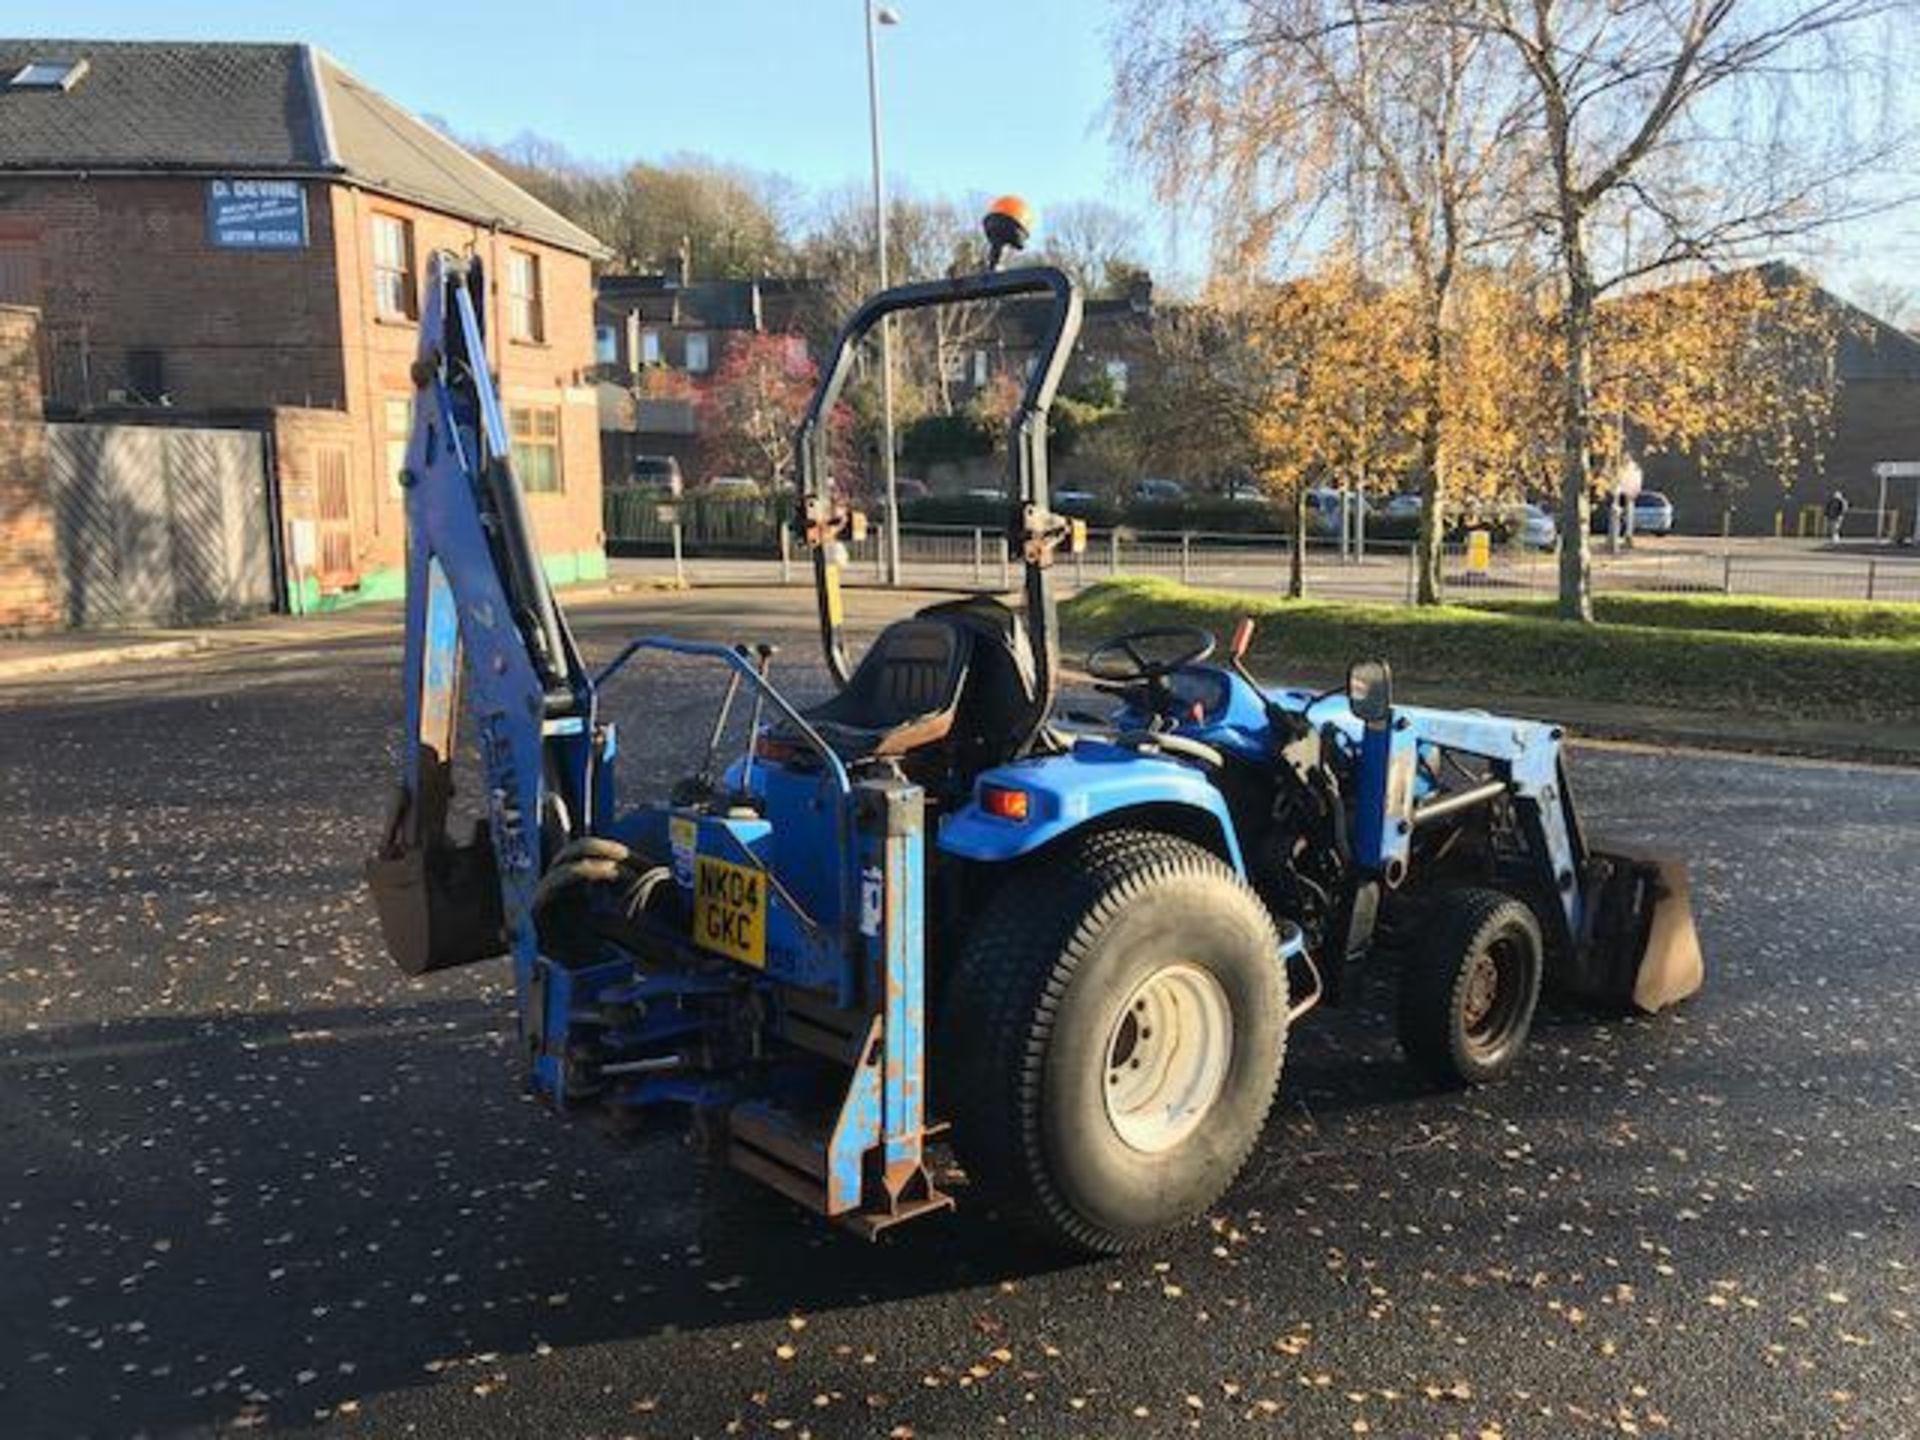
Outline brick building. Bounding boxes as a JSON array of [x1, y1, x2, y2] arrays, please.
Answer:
[[1637, 271, 1920, 536], [0, 304, 59, 628], [594, 275, 818, 487], [0, 39, 609, 614]]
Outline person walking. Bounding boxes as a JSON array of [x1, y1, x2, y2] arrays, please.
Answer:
[[1824, 489, 1849, 544]]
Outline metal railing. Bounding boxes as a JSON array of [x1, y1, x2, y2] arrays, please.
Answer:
[[617, 516, 1920, 607]]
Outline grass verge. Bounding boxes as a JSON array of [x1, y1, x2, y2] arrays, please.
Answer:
[[1060, 577, 1920, 722], [1461, 591, 1920, 642]]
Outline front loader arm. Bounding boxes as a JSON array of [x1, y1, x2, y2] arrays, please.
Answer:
[[1346, 698, 1699, 1013]]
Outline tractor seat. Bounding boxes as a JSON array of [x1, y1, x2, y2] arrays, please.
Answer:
[[802, 618, 974, 759]]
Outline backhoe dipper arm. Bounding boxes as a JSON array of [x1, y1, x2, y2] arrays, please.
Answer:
[[793, 265, 1082, 748], [367, 252, 594, 980]]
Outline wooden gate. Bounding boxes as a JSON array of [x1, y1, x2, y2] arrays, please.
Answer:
[[45, 423, 274, 627]]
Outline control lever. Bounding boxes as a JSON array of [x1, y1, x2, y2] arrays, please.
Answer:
[[1230, 615, 1311, 743], [738, 643, 777, 796], [687, 663, 744, 803]]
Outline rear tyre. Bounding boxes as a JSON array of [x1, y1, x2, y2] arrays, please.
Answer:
[[1397, 886, 1543, 1087], [938, 829, 1288, 1254]]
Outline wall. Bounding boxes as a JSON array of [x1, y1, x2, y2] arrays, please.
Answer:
[[328, 185, 605, 592], [0, 305, 60, 630], [0, 175, 345, 413], [270, 405, 360, 612]]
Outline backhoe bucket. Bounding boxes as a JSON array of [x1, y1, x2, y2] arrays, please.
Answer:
[[1559, 845, 1705, 1014], [365, 822, 506, 977]]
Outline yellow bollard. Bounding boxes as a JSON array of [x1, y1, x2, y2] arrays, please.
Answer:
[[1466, 529, 1491, 574]]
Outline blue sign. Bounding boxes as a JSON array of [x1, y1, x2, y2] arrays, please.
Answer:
[[206, 179, 308, 250]]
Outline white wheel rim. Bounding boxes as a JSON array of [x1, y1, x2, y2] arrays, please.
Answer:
[[1102, 963, 1234, 1153]]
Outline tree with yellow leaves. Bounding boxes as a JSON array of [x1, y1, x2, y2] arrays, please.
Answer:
[[1113, 0, 1536, 603], [1596, 267, 1840, 523], [1243, 265, 1426, 595]]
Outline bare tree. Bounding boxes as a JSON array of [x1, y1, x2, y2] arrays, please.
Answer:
[[476, 137, 797, 278], [797, 189, 1004, 420], [1113, 0, 1535, 603], [1039, 199, 1151, 296], [1850, 275, 1917, 332], [1457, 0, 1911, 619]]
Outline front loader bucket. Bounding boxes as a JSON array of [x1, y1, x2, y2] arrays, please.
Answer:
[[1558, 845, 1705, 1014]]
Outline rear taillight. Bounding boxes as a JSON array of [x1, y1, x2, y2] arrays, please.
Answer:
[[980, 785, 1030, 822]]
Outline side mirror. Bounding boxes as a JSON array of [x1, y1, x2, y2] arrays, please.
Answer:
[[1347, 658, 1393, 726]]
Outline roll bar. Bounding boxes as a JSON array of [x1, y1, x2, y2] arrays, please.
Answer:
[[793, 265, 1083, 753]]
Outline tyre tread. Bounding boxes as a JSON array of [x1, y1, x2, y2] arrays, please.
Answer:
[[1397, 885, 1543, 1087], [940, 828, 1285, 1253]]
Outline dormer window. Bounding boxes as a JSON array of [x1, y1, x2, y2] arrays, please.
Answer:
[[8, 59, 89, 91]]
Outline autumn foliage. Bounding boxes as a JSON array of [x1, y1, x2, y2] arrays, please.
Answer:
[[695, 332, 857, 492]]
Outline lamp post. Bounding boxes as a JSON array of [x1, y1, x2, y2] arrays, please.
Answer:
[[866, 1, 902, 584]]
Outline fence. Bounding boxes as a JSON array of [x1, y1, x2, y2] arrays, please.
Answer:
[[869, 526, 1920, 604], [627, 518, 1920, 607], [45, 423, 275, 627]]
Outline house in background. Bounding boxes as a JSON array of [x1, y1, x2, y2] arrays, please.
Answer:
[[0, 38, 608, 621], [1638, 268, 1920, 536], [593, 274, 816, 488], [945, 274, 1156, 413]]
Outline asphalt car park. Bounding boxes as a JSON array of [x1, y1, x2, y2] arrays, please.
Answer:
[[3, 594, 1917, 1438]]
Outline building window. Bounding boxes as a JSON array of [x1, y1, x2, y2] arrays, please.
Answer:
[[685, 332, 710, 373], [0, 240, 40, 306], [507, 249, 544, 343], [594, 324, 618, 366], [8, 59, 88, 91], [371, 213, 415, 318], [509, 405, 562, 493], [384, 396, 414, 497], [1105, 358, 1130, 400], [640, 329, 662, 366], [125, 349, 167, 404], [972, 349, 989, 386]]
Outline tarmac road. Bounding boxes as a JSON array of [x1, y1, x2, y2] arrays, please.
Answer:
[[2, 594, 1918, 1439]]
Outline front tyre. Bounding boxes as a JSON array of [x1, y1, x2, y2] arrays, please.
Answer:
[[1397, 886, 1544, 1087], [940, 830, 1288, 1254]]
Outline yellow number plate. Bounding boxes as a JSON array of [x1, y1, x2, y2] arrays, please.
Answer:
[[694, 855, 767, 968]]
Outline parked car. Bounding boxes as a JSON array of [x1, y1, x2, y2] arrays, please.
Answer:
[[1383, 492, 1422, 522], [1304, 487, 1372, 536], [705, 475, 762, 497], [1631, 491, 1675, 535], [1134, 477, 1188, 503], [1591, 490, 1675, 536], [1055, 488, 1098, 511], [1221, 479, 1269, 504], [892, 476, 930, 500], [615, 453, 683, 496], [1507, 501, 1558, 550]]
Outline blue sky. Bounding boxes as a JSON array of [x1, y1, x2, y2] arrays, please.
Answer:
[[7, 1, 1913, 306], [10, 1, 1166, 252]]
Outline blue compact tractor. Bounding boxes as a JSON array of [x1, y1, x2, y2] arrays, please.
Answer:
[[367, 201, 1702, 1253]]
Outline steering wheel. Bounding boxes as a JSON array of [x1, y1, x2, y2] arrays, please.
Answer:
[[1086, 626, 1217, 684]]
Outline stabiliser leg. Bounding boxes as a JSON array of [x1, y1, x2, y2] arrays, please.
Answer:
[[724, 776, 951, 1236]]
